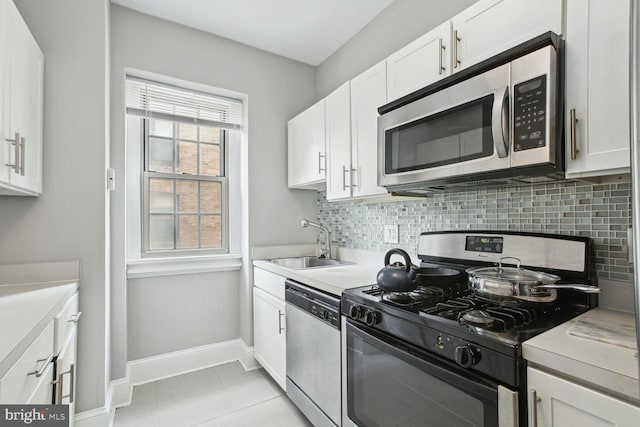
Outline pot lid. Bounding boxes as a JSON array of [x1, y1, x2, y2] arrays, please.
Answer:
[[467, 257, 561, 284]]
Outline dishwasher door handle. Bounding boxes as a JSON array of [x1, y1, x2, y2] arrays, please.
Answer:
[[278, 310, 285, 334]]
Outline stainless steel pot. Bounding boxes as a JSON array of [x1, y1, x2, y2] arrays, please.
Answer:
[[466, 257, 602, 303]]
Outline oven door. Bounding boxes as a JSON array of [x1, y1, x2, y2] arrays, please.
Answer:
[[378, 63, 510, 189], [344, 320, 519, 427]]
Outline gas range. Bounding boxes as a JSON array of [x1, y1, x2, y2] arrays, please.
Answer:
[[341, 232, 597, 427]]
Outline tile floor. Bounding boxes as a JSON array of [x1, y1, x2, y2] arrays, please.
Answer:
[[114, 362, 312, 427]]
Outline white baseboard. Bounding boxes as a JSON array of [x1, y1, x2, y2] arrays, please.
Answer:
[[75, 339, 256, 427]]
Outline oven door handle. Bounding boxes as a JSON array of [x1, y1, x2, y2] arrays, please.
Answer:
[[498, 385, 519, 426], [492, 86, 509, 158]]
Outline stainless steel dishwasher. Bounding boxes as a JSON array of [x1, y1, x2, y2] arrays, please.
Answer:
[[285, 279, 341, 427]]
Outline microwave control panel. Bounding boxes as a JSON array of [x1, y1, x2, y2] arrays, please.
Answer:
[[513, 75, 546, 152]]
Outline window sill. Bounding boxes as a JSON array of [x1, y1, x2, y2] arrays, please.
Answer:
[[126, 254, 242, 279]]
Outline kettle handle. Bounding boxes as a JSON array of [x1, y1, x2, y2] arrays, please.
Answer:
[[384, 248, 413, 272]]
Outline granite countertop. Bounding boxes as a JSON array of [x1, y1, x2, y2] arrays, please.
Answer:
[[523, 307, 640, 403], [253, 259, 379, 296]]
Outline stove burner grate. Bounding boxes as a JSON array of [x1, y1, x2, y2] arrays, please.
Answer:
[[379, 284, 467, 308], [421, 294, 555, 332]]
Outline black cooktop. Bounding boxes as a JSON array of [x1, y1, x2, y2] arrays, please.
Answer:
[[344, 281, 589, 349]]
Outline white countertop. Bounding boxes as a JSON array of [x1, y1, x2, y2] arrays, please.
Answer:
[[0, 281, 79, 378], [523, 307, 640, 403], [253, 260, 379, 296]]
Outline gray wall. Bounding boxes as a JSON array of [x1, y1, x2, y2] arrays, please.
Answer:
[[0, 0, 110, 413], [110, 5, 318, 376], [316, 0, 478, 98], [127, 272, 240, 359]]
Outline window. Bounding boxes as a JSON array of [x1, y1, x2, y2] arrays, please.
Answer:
[[126, 77, 242, 256]]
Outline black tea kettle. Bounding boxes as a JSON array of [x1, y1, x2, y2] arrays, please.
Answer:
[[377, 248, 418, 293]]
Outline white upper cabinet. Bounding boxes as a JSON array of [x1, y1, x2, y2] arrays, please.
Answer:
[[350, 60, 388, 199], [0, 0, 7, 185], [0, 0, 44, 196], [451, 0, 562, 72], [287, 99, 326, 189], [387, 21, 452, 102], [565, 0, 630, 178], [325, 82, 352, 201], [528, 368, 640, 427]]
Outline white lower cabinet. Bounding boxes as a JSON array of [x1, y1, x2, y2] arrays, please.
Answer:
[[0, 321, 54, 403], [0, 288, 79, 410], [253, 268, 286, 390], [26, 363, 54, 404], [54, 292, 79, 425], [527, 367, 640, 427]]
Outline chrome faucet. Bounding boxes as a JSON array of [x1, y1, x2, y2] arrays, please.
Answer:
[[301, 219, 332, 259]]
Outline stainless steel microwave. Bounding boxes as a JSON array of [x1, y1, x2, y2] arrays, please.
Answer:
[[378, 34, 563, 195]]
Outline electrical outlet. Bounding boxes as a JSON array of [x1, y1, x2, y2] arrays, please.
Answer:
[[384, 225, 399, 244]]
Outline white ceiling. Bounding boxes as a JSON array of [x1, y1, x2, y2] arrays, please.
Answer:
[[111, 0, 395, 66]]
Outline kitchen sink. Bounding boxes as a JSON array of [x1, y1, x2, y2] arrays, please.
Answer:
[[267, 256, 353, 269]]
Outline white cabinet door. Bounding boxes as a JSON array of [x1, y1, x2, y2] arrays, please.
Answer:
[[0, 321, 54, 403], [350, 60, 388, 199], [0, 0, 43, 196], [0, 0, 7, 185], [387, 21, 452, 101], [287, 99, 326, 189], [565, 0, 630, 178], [26, 364, 53, 404], [54, 332, 77, 425], [325, 82, 352, 201], [528, 368, 640, 427], [253, 287, 286, 390], [451, 0, 562, 72]]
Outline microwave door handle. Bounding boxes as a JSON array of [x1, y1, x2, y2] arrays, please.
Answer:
[[492, 86, 509, 158]]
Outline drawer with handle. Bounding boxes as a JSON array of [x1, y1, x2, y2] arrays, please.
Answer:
[[54, 292, 80, 354], [0, 320, 54, 403]]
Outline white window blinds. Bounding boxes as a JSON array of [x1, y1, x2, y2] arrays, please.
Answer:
[[126, 76, 242, 130]]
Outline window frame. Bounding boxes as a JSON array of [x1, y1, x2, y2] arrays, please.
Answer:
[[140, 117, 230, 257]]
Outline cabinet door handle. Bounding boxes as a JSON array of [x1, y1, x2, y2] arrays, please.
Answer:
[[28, 352, 55, 377], [529, 389, 541, 427], [54, 363, 75, 404], [439, 38, 446, 75], [318, 152, 325, 173], [19, 137, 25, 176], [453, 30, 461, 69], [342, 165, 350, 190], [570, 108, 579, 160], [67, 311, 82, 324], [5, 132, 20, 173], [351, 167, 358, 189], [278, 310, 285, 334]]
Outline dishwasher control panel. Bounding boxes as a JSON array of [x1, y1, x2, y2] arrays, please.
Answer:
[[285, 279, 341, 329], [309, 301, 340, 327]]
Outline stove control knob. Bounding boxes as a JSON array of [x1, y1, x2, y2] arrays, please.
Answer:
[[364, 310, 381, 327], [454, 345, 478, 368], [349, 305, 364, 320], [322, 310, 330, 321]]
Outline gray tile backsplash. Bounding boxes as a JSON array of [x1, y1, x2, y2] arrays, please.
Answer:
[[317, 181, 633, 282]]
